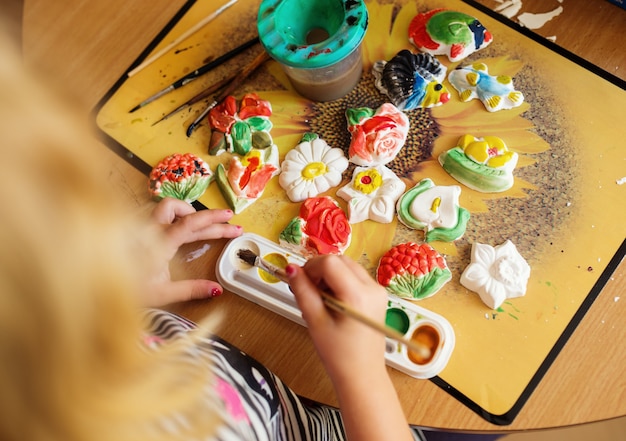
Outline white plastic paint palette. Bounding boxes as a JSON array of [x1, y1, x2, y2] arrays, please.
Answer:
[[216, 233, 307, 326], [216, 233, 455, 379], [383, 297, 455, 379]]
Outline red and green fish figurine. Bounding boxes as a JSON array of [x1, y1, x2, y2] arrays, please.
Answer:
[[409, 9, 493, 62]]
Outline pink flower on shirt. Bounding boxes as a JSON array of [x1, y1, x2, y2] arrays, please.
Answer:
[[215, 378, 250, 423]]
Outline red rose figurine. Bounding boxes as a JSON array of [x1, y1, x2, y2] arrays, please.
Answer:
[[279, 196, 352, 257], [346, 103, 410, 166]]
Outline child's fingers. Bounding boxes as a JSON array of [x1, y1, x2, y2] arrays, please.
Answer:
[[144, 279, 224, 307], [163, 209, 240, 246], [150, 197, 196, 223], [305, 256, 374, 306], [340, 255, 377, 285], [286, 264, 329, 327], [301, 256, 351, 294]]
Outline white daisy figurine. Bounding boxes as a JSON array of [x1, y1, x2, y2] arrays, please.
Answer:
[[279, 133, 349, 202], [337, 165, 405, 223], [460, 240, 531, 309]]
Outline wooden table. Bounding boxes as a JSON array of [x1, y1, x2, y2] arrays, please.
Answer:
[[22, 0, 626, 432]]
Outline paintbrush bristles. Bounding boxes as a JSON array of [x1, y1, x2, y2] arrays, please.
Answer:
[[237, 248, 289, 282], [236, 248, 259, 267]]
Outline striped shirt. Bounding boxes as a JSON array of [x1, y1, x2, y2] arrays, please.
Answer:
[[143, 309, 425, 441]]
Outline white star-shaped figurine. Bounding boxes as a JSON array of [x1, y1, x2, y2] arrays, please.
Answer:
[[460, 240, 531, 309]]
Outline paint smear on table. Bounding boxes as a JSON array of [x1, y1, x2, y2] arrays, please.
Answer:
[[494, 0, 564, 32], [518, 7, 563, 29], [185, 243, 211, 261], [494, 0, 523, 18]]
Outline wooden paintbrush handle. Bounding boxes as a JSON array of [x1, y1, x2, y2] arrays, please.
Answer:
[[217, 49, 271, 100], [249, 254, 432, 360], [320, 293, 431, 360], [186, 49, 270, 137]]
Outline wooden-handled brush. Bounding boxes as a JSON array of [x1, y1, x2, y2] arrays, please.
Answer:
[[236, 249, 431, 360], [185, 49, 271, 137]]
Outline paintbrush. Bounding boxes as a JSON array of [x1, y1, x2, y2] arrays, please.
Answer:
[[185, 49, 271, 137], [128, 36, 260, 113], [127, 0, 239, 77], [236, 249, 432, 360], [151, 74, 233, 126]]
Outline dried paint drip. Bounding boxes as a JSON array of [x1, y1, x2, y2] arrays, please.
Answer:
[[518, 7, 563, 30], [493, 0, 564, 31], [407, 324, 439, 365], [185, 243, 211, 262], [258, 253, 289, 283]]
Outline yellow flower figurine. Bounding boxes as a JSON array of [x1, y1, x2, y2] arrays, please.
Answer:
[[439, 134, 518, 193], [337, 165, 406, 224], [460, 134, 516, 168]]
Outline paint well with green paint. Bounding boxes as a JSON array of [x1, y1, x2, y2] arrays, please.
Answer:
[[385, 308, 410, 334]]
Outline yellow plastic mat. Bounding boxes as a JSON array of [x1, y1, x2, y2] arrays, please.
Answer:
[[94, 0, 626, 425]]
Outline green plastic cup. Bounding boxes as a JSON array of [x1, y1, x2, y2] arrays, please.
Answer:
[[258, 0, 368, 101]]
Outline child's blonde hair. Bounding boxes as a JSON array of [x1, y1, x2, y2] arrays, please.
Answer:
[[0, 26, 220, 441]]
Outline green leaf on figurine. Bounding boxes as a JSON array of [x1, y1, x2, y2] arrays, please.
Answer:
[[149, 153, 213, 203], [215, 145, 280, 214], [207, 93, 275, 156]]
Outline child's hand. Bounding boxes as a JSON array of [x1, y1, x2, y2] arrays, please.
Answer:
[[287, 255, 414, 441], [286, 255, 389, 384], [143, 198, 243, 306]]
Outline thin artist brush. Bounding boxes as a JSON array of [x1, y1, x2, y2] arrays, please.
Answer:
[[151, 74, 234, 126], [236, 249, 432, 360], [127, 0, 239, 77], [185, 49, 271, 137], [128, 36, 260, 113]]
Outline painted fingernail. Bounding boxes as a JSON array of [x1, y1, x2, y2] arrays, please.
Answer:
[[210, 287, 222, 297], [285, 264, 297, 277]]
